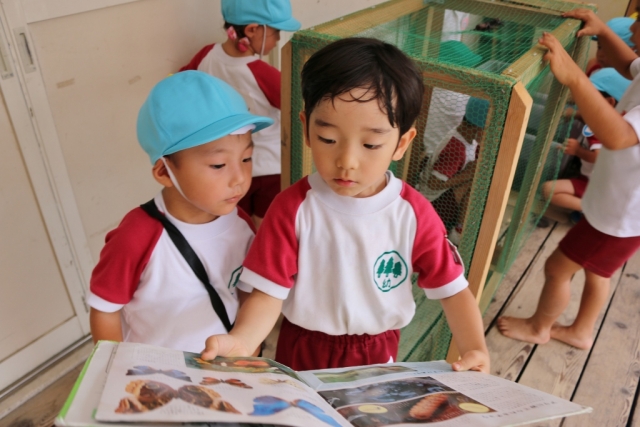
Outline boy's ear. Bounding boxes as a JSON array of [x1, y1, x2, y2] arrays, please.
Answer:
[[606, 97, 617, 107], [299, 111, 311, 148], [392, 127, 417, 161], [152, 158, 174, 188], [244, 23, 259, 38]]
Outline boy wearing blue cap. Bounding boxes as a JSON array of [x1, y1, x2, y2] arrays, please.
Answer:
[[181, 0, 301, 229], [202, 38, 489, 374], [420, 97, 489, 244], [87, 71, 273, 353], [498, 29, 640, 350], [543, 68, 630, 215], [587, 17, 636, 77]]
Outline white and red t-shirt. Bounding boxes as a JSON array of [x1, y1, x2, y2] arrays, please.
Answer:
[[240, 172, 468, 336], [180, 44, 281, 178], [582, 106, 640, 237], [87, 193, 255, 352], [578, 125, 603, 178], [421, 130, 478, 202]]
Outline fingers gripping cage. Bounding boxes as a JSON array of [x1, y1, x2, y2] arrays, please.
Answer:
[[281, 0, 595, 362]]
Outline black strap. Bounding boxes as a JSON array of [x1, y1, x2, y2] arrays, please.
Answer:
[[140, 200, 234, 332]]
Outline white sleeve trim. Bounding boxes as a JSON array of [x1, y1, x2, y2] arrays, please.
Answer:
[[423, 274, 469, 300], [630, 57, 640, 79], [86, 291, 125, 313], [431, 170, 450, 182], [240, 268, 291, 300], [589, 143, 602, 150], [235, 279, 254, 293]]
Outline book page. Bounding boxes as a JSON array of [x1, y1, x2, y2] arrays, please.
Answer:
[[298, 362, 590, 427], [94, 343, 350, 427]]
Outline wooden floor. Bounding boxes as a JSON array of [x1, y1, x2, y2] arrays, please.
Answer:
[[2, 221, 640, 427]]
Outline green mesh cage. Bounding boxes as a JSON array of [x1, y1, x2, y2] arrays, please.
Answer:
[[282, 0, 594, 361]]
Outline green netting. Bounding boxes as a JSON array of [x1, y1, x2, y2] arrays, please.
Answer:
[[285, 0, 594, 361]]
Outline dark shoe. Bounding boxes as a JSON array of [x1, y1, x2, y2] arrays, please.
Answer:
[[537, 217, 550, 228]]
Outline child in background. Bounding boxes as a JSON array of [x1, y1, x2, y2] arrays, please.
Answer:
[[543, 68, 630, 217], [203, 38, 489, 374], [498, 17, 640, 350], [88, 71, 273, 352], [586, 17, 635, 76], [420, 97, 489, 244], [180, 0, 301, 228]]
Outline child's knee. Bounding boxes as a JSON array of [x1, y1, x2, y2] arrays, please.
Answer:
[[542, 180, 553, 200]]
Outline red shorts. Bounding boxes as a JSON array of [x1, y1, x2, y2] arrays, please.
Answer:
[[238, 174, 281, 218], [559, 218, 640, 278], [275, 317, 400, 371], [569, 175, 589, 198]]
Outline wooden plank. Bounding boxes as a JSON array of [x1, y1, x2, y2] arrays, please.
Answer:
[[502, 19, 582, 87], [485, 222, 570, 380], [563, 253, 640, 427], [481, 223, 553, 329], [312, 0, 425, 38], [280, 41, 292, 191], [1, 364, 83, 427], [446, 82, 532, 363]]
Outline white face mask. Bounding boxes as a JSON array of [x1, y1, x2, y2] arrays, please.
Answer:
[[260, 24, 267, 60]]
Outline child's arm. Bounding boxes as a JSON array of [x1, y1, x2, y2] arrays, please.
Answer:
[[90, 308, 123, 343], [440, 287, 490, 373], [202, 289, 282, 359], [540, 33, 639, 150], [563, 9, 637, 80], [426, 161, 476, 191], [564, 138, 599, 163]]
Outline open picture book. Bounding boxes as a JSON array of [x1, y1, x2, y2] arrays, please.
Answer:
[[57, 341, 590, 427]]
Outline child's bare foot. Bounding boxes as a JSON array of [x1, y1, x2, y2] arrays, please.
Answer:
[[497, 316, 550, 344], [550, 323, 593, 350]]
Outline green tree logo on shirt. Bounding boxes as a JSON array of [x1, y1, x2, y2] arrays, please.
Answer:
[[228, 266, 243, 295], [373, 251, 408, 292]]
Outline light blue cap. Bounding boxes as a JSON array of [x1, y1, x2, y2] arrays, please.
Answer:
[[592, 17, 635, 47], [137, 71, 274, 164], [222, 0, 301, 32], [590, 67, 631, 102], [464, 97, 490, 129]]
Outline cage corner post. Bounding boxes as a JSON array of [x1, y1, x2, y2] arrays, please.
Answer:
[[445, 81, 533, 364], [281, 40, 293, 191]]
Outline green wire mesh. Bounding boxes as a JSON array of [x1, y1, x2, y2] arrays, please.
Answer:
[[285, 0, 594, 361]]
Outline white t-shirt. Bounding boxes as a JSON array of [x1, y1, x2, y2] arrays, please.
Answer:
[[581, 106, 640, 237], [87, 193, 255, 352], [616, 57, 640, 114], [184, 43, 282, 177], [240, 172, 468, 336]]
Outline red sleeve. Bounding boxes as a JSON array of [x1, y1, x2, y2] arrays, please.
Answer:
[[432, 138, 466, 179], [179, 44, 215, 72], [242, 178, 310, 288], [237, 207, 257, 234], [402, 184, 465, 289], [247, 60, 281, 109], [89, 208, 164, 304]]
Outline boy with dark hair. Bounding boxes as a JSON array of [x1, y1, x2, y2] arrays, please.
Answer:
[[203, 38, 489, 373]]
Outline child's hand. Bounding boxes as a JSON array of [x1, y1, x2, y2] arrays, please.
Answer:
[[452, 349, 490, 374], [538, 33, 584, 88], [562, 9, 606, 38], [564, 138, 580, 155], [201, 334, 252, 361]]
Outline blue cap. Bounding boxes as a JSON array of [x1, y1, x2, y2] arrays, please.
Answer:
[[464, 97, 490, 128], [590, 67, 631, 102], [438, 41, 483, 68], [592, 17, 635, 47], [222, 0, 301, 32], [137, 71, 274, 164]]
